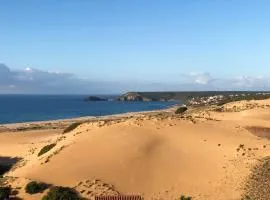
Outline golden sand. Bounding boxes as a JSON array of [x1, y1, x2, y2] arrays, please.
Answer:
[[0, 99, 269, 200]]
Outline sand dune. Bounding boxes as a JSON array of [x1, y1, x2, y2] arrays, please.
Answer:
[[0, 99, 270, 200]]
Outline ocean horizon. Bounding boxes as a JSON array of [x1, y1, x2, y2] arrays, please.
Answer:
[[0, 94, 177, 124]]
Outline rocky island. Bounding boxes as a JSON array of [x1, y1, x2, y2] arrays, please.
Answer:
[[84, 96, 108, 101]]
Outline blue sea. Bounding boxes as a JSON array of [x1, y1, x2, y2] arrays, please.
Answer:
[[0, 95, 178, 124]]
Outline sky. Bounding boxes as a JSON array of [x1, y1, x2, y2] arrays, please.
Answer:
[[1, 0, 270, 94]]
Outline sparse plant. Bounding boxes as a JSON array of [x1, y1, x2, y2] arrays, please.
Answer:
[[42, 186, 80, 200], [214, 106, 224, 112], [0, 186, 11, 199], [180, 195, 192, 200], [63, 122, 82, 134], [175, 106, 188, 114], [38, 143, 56, 157], [25, 181, 49, 194]]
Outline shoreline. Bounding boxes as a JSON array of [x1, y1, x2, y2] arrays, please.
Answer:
[[2, 92, 270, 131], [0, 104, 180, 131]]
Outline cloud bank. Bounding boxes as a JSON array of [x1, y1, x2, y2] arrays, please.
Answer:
[[0, 64, 111, 94], [0, 64, 270, 94]]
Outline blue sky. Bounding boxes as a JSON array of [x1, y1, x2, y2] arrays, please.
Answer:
[[1, 0, 270, 93]]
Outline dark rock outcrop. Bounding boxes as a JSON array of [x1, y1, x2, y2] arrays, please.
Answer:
[[84, 96, 108, 101]]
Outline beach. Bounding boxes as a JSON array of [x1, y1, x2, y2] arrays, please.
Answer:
[[0, 99, 270, 200]]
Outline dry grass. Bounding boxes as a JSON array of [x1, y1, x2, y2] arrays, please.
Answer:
[[63, 122, 82, 134], [242, 157, 270, 200], [38, 144, 56, 157]]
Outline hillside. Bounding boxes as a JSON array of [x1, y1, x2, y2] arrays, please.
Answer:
[[117, 91, 270, 103]]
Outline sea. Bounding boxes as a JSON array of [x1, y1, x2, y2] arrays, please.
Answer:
[[0, 95, 178, 124]]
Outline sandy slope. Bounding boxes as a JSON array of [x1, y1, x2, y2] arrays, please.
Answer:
[[1, 99, 270, 200]]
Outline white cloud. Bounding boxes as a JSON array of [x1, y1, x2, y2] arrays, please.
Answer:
[[180, 72, 270, 90], [189, 72, 213, 85], [0, 64, 153, 94], [24, 67, 33, 72], [0, 63, 270, 94], [0, 64, 92, 94], [231, 75, 270, 89], [180, 72, 214, 85]]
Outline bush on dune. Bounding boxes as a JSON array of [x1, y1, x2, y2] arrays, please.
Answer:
[[38, 143, 56, 157], [42, 186, 80, 200], [175, 106, 188, 114], [63, 122, 82, 134], [0, 187, 11, 199], [25, 181, 49, 194]]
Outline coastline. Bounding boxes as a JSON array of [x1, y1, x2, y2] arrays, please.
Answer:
[[2, 91, 270, 130], [0, 104, 180, 131]]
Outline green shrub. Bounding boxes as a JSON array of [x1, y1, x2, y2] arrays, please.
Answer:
[[217, 101, 227, 106], [0, 187, 11, 199], [25, 181, 48, 194], [214, 107, 224, 112], [180, 195, 192, 200], [42, 186, 80, 200], [63, 122, 82, 134], [175, 106, 188, 114], [38, 143, 56, 157]]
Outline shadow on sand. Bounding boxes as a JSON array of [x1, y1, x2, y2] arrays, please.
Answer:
[[0, 157, 22, 176], [246, 126, 270, 139]]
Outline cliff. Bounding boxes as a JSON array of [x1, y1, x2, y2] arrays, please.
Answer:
[[116, 91, 270, 103], [116, 92, 186, 102], [116, 92, 151, 101]]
